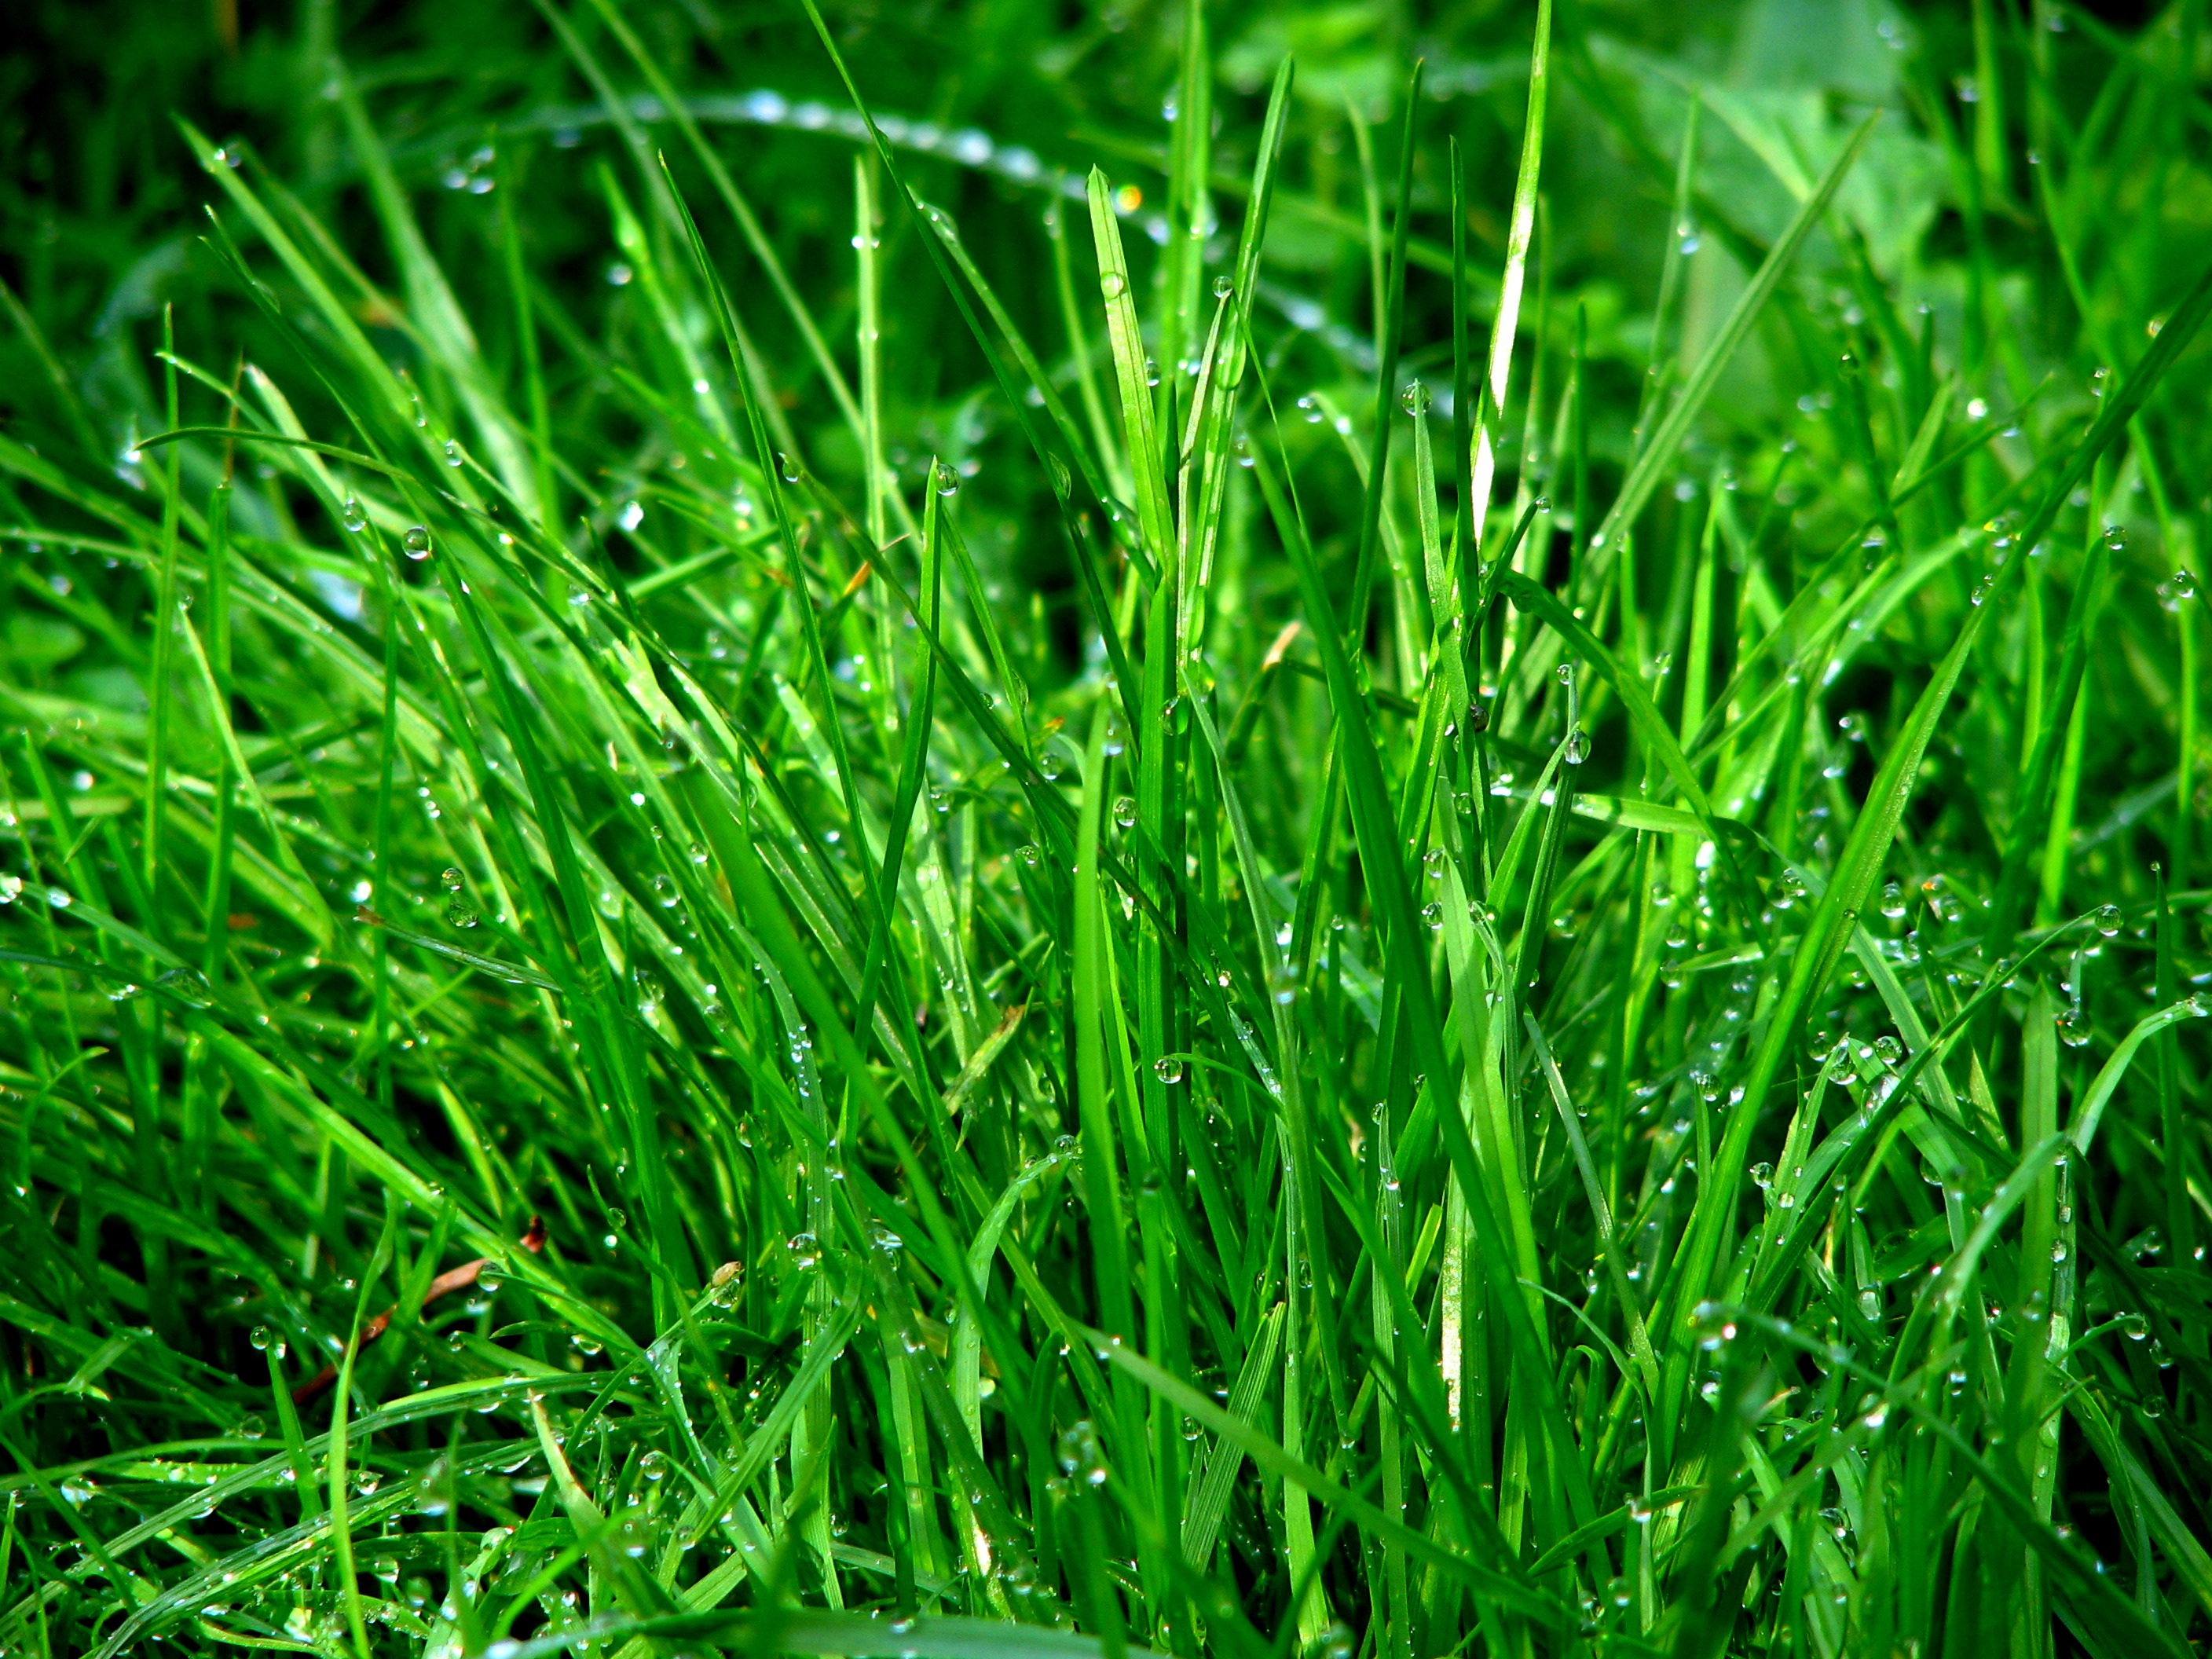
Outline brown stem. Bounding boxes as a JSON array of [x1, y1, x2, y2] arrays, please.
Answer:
[[290, 1215, 547, 1406]]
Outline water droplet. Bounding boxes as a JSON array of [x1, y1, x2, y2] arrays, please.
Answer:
[[1056, 1420, 1109, 1485], [1401, 379, 1431, 417], [1211, 273, 1234, 299], [651, 873, 679, 907], [1101, 270, 1127, 299], [402, 526, 432, 560], [340, 496, 367, 533], [2093, 903, 2122, 937], [442, 439, 463, 468], [1113, 796, 1137, 829], [156, 965, 213, 1006], [1153, 1056, 1185, 1085], [1563, 726, 1588, 765]]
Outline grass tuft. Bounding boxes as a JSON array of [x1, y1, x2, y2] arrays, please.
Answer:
[[4, 2, 2212, 1657]]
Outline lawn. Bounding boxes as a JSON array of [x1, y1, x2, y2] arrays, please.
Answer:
[[2, 1, 2211, 1655]]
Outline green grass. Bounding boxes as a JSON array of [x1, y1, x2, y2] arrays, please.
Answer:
[[5, 1, 2212, 1656]]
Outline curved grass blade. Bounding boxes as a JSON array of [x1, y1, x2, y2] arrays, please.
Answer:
[[1578, 115, 1878, 601]]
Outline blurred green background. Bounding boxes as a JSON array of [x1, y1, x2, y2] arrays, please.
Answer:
[[5, 0, 2185, 516], [2, 0, 2203, 705]]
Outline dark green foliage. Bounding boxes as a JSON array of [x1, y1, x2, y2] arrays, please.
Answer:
[[4, 3, 2212, 1657]]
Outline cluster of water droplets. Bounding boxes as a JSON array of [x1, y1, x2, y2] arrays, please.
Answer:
[[439, 865, 478, 929]]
